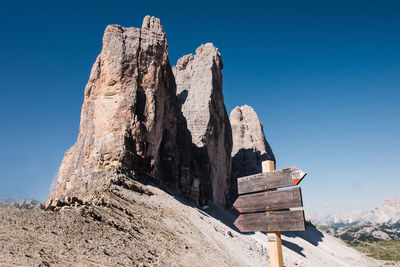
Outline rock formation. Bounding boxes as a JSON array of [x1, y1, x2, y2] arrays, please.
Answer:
[[173, 43, 233, 207], [47, 16, 237, 209], [229, 105, 275, 202], [46, 16, 179, 207]]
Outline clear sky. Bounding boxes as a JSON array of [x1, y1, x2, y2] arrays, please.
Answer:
[[0, 0, 399, 215]]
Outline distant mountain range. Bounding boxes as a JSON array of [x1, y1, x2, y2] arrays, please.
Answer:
[[311, 197, 400, 227]]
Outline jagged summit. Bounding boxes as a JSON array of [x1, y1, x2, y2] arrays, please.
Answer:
[[312, 197, 400, 226], [175, 43, 222, 74], [142, 15, 163, 31]]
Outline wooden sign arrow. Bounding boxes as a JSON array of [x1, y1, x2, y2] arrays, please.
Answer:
[[233, 210, 305, 232], [237, 166, 307, 194], [233, 187, 303, 213]]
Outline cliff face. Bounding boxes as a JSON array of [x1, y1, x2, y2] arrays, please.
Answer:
[[229, 105, 275, 203], [46, 16, 178, 206], [173, 43, 233, 207]]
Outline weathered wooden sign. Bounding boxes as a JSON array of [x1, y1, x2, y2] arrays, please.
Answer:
[[234, 166, 307, 233], [233, 187, 303, 213], [234, 210, 305, 232], [237, 166, 306, 194]]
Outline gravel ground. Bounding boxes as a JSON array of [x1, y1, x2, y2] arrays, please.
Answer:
[[0, 182, 396, 266]]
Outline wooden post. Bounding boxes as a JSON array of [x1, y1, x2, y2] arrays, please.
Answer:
[[262, 160, 284, 267]]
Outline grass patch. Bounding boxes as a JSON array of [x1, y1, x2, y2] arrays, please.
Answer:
[[346, 240, 400, 261]]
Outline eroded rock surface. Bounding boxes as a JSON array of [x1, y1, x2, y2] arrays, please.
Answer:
[[46, 16, 178, 207], [173, 43, 233, 207], [230, 105, 275, 202]]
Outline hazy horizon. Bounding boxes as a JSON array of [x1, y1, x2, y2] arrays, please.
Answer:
[[1, 0, 399, 216]]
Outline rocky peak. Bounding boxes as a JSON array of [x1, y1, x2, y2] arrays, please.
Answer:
[[311, 197, 400, 226], [230, 105, 274, 160], [141, 15, 163, 31], [46, 16, 177, 207], [174, 43, 232, 207], [230, 105, 275, 202]]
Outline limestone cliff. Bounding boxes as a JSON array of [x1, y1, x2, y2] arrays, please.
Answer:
[[173, 43, 233, 207], [46, 16, 178, 206]]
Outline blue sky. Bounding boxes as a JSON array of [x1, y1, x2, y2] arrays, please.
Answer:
[[0, 0, 399, 215]]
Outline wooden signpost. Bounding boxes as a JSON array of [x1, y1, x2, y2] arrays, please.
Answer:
[[236, 166, 307, 195], [234, 187, 303, 213], [233, 160, 307, 267]]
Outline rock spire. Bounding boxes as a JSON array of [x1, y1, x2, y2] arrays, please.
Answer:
[[46, 16, 178, 206], [173, 43, 233, 207]]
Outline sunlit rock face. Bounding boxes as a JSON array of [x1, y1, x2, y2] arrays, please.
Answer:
[[229, 105, 275, 203], [46, 16, 179, 207], [173, 43, 233, 207]]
